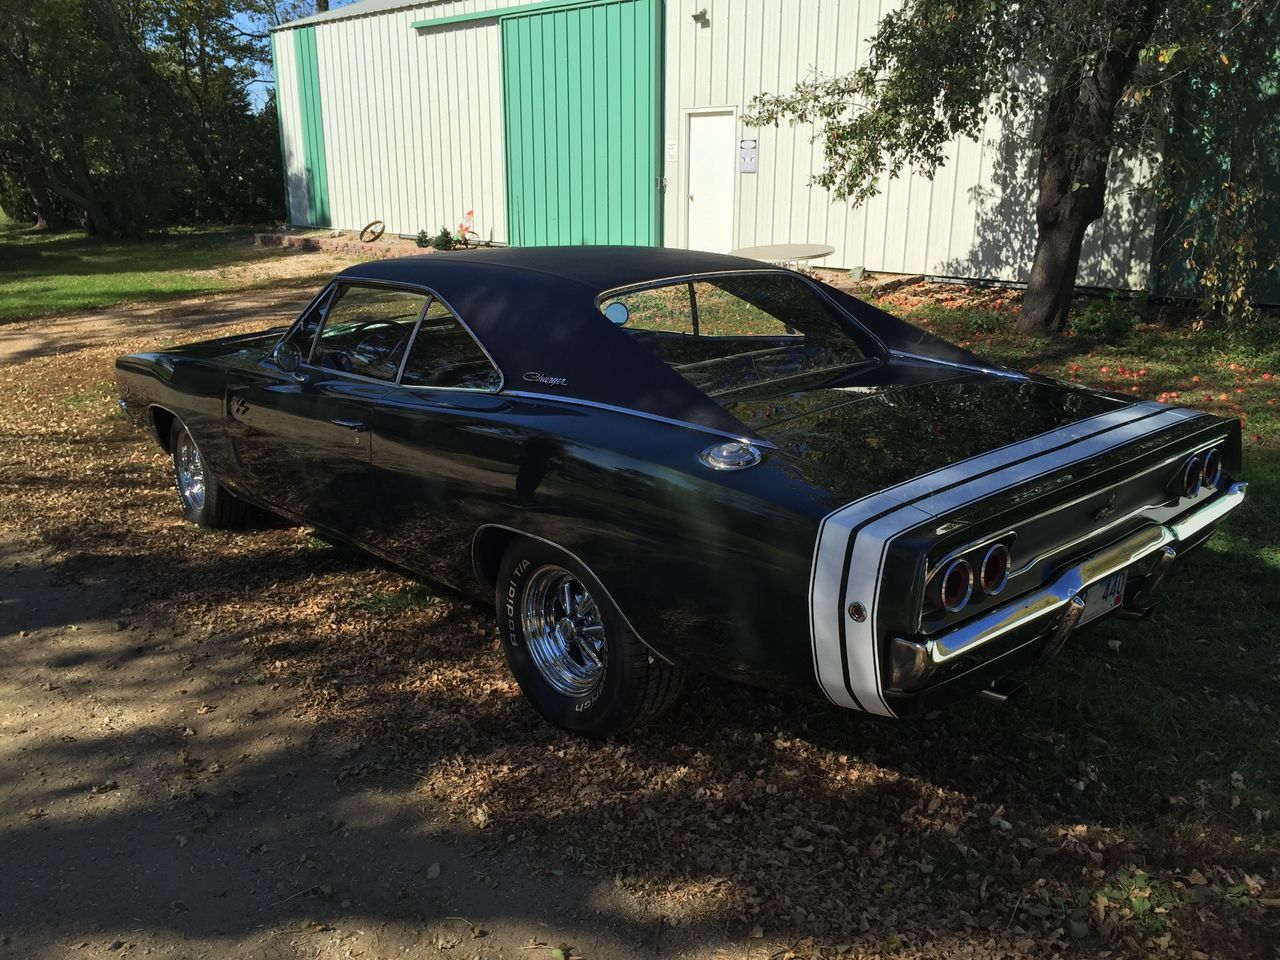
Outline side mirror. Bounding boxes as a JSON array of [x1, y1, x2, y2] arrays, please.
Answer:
[[273, 340, 302, 373]]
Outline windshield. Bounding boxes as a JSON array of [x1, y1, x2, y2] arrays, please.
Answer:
[[599, 273, 874, 398]]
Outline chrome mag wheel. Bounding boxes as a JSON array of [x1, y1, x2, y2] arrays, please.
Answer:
[[521, 565, 607, 697], [175, 431, 207, 513]]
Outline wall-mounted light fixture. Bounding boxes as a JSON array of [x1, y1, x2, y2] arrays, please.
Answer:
[[691, 8, 709, 27]]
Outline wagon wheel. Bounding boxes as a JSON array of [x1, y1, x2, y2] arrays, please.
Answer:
[[358, 220, 386, 243]]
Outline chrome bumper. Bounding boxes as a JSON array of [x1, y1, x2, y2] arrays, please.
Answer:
[[892, 482, 1247, 684]]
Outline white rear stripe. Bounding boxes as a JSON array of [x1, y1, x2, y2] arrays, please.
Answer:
[[810, 402, 1202, 716]]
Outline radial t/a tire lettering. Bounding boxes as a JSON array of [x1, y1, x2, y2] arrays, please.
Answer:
[[495, 539, 684, 737]]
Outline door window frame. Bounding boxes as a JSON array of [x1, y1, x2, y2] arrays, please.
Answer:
[[274, 278, 505, 394]]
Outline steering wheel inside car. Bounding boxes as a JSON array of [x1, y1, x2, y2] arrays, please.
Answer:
[[319, 320, 408, 376], [348, 319, 404, 352]]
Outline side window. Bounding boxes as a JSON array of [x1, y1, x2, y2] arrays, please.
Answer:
[[312, 285, 429, 381], [400, 300, 501, 390]]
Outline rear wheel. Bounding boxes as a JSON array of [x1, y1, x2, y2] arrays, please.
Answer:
[[496, 540, 685, 737], [170, 420, 250, 528]]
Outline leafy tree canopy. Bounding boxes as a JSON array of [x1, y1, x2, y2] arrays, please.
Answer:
[[0, 0, 294, 236], [746, 0, 1280, 334]]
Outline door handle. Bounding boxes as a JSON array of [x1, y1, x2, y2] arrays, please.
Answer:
[[330, 419, 367, 432]]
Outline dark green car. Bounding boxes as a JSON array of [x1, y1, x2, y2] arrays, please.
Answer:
[[116, 247, 1246, 736]]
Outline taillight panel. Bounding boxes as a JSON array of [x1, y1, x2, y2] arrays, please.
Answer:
[[912, 434, 1235, 637], [925, 534, 1014, 616]]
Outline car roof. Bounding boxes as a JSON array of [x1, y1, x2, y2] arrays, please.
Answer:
[[325, 246, 999, 444], [336, 246, 780, 298], [331, 247, 811, 442]]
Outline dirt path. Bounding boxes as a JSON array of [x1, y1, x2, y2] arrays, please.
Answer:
[[0, 540, 694, 960], [0, 287, 314, 367]]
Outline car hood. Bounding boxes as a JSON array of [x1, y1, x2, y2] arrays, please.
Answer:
[[720, 359, 1130, 510]]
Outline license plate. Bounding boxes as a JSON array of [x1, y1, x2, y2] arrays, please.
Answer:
[[1079, 570, 1127, 625]]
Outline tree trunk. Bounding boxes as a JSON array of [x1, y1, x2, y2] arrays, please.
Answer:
[[24, 166, 67, 230], [1018, 200, 1096, 334]]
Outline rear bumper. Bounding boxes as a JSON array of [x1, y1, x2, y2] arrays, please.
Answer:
[[886, 481, 1246, 711]]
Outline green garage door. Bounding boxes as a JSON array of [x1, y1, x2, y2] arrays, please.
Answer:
[[501, 0, 661, 246]]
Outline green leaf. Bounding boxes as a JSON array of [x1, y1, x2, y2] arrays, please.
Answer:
[[426, 862, 441, 880]]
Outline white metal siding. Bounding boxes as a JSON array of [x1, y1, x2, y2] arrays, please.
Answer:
[[273, 29, 312, 225], [280, 0, 510, 241], [662, 0, 1156, 290]]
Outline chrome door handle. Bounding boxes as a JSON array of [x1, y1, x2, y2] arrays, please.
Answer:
[[330, 419, 367, 432]]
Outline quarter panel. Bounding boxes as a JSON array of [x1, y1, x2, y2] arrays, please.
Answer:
[[367, 390, 831, 694]]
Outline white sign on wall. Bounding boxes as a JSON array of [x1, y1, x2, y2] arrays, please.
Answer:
[[738, 139, 758, 174]]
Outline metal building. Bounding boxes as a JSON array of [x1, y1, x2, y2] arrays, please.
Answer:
[[271, 0, 1156, 289]]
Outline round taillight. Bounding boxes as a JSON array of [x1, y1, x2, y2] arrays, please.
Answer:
[[1201, 448, 1222, 489], [979, 543, 1010, 596], [1182, 455, 1203, 498], [939, 558, 973, 613]]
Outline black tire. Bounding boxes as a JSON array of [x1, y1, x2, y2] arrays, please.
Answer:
[[169, 419, 251, 529], [496, 540, 685, 737]]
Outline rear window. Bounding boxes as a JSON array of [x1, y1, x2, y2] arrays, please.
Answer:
[[599, 273, 873, 397]]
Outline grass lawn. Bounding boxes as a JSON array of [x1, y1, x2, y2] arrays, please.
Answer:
[[0, 222, 310, 323]]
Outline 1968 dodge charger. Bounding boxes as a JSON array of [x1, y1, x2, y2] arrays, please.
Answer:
[[116, 247, 1246, 736]]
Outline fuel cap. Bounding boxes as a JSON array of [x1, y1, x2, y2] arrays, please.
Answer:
[[698, 441, 762, 470]]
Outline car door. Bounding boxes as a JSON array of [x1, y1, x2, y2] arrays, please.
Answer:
[[225, 282, 431, 534], [363, 297, 520, 586]]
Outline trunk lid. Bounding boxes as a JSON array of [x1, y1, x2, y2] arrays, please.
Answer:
[[720, 360, 1131, 508]]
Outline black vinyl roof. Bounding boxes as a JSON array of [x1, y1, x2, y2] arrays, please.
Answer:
[[337, 246, 785, 301], [333, 246, 998, 441]]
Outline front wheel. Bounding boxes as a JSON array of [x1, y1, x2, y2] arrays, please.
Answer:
[[496, 540, 685, 737], [170, 420, 250, 529]]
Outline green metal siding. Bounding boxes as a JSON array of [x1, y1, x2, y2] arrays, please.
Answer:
[[501, 0, 660, 246], [293, 26, 331, 228]]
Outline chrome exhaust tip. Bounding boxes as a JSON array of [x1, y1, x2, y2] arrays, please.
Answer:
[[1126, 545, 1177, 613], [977, 678, 1026, 704]]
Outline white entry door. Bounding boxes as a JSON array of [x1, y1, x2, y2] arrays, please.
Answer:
[[686, 111, 736, 253]]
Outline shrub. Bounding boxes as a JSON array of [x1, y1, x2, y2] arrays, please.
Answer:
[[416, 227, 456, 250], [1069, 294, 1143, 342]]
